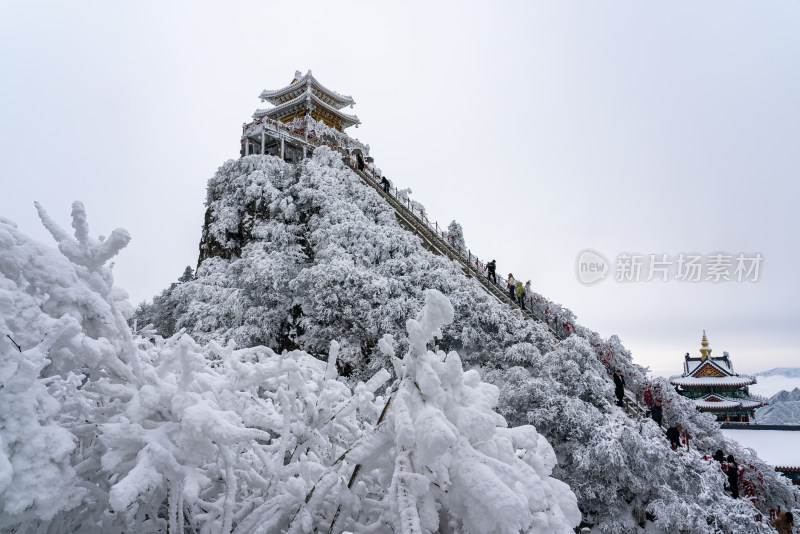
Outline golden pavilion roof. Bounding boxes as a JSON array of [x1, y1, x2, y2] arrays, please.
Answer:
[[260, 70, 355, 109], [254, 70, 360, 131]]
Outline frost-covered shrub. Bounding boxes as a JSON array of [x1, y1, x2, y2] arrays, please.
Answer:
[[446, 219, 466, 253], [375, 289, 580, 533], [0, 215, 86, 523], [0, 203, 132, 529], [1, 207, 581, 533]]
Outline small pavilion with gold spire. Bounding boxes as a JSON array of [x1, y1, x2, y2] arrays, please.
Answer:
[[240, 70, 368, 162], [670, 331, 767, 423]]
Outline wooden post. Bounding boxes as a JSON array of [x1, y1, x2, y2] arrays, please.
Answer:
[[261, 131, 265, 155], [281, 137, 285, 160], [245, 139, 249, 156]]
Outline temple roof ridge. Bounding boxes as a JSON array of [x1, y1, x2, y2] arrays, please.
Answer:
[[694, 393, 767, 410], [259, 70, 355, 109], [671, 350, 757, 387], [252, 90, 360, 128], [669, 373, 756, 388]]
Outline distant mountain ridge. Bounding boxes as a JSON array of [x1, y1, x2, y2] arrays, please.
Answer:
[[755, 387, 800, 425], [770, 387, 800, 403], [755, 367, 800, 378]]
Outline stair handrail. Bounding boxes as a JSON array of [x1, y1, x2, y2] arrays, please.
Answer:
[[347, 161, 574, 339], [240, 135, 665, 422], [241, 127, 574, 342]]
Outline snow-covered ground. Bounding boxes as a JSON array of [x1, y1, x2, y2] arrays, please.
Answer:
[[721, 429, 800, 467]]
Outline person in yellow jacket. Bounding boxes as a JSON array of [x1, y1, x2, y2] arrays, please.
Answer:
[[515, 280, 525, 309]]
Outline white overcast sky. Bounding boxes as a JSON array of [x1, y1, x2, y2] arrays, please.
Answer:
[[2, 1, 798, 377]]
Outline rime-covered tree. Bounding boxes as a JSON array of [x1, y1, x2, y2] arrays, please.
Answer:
[[132, 265, 196, 336], [447, 219, 466, 253], [178, 265, 193, 282], [0, 207, 581, 533], [168, 150, 554, 373]]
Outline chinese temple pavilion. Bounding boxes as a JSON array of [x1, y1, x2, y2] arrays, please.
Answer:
[[241, 70, 367, 162], [254, 70, 360, 131], [670, 332, 767, 423]]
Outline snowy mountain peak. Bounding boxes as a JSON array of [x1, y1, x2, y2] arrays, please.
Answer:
[[770, 387, 800, 404], [755, 388, 800, 425]]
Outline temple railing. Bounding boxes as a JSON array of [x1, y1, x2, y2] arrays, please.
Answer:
[[242, 116, 369, 155]]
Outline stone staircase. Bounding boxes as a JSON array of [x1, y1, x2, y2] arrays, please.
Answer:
[[242, 134, 650, 413], [344, 161, 567, 340], [343, 161, 669, 427]]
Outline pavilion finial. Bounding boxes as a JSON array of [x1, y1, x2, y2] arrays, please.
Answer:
[[700, 331, 712, 361]]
